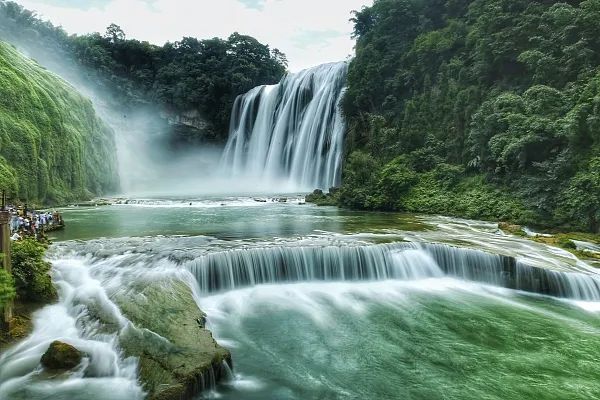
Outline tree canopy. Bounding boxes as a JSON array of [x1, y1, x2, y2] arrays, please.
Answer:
[[0, 1, 287, 141], [341, 0, 600, 232]]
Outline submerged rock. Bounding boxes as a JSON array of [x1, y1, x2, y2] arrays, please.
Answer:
[[40, 341, 82, 371], [117, 279, 231, 400]]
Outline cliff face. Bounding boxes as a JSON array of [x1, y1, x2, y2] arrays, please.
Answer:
[[161, 108, 219, 146], [0, 41, 119, 203]]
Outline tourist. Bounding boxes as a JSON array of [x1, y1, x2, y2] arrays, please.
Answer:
[[10, 213, 19, 233]]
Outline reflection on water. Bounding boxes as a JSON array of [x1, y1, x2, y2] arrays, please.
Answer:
[[49, 197, 429, 242]]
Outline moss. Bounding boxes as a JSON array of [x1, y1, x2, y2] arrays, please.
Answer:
[[498, 222, 526, 237], [40, 340, 83, 371], [0, 301, 44, 352], [117, 279, 230, 399], [0, 267, 15, 309], [0, 41, 118, 204]]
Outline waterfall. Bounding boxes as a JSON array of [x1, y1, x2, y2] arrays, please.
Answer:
[[185, 242, 600, 301], [220, 62, 348, 190]]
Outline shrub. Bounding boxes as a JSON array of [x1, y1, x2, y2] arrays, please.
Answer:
[[0, 266, 15, 309], [11, 238, 56, 302]]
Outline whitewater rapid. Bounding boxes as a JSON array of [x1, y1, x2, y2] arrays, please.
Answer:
[[2, 203, 600, 399]]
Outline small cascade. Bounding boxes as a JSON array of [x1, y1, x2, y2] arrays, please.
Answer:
[[187, 244, 418, 293], [185, 242, 600, 301], [0, 257, 144, 400], [422, 243, 600, 299], [188, 359, 233, 399], [220, 62, 348, 190]]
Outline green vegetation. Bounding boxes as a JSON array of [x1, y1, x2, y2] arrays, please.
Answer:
[[0, 266, 14, 309], [306, 189, 340, 206], [0, 41, 118, 204], [11, 238, 56, 302], [0, 1, 287, 142], [341, 0, 600, 232]]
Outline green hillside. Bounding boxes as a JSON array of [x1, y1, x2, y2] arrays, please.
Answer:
[[339, 0, 600, 233], [0, 41, 118, 204]]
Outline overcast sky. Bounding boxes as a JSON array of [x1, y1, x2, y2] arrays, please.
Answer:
[[16, 0, 373, 72]]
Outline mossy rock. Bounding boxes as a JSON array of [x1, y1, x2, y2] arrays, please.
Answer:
[[498, 222, 525, 236], [306, 188, 339, 206], [40, 341, 82, 371], [116, 278, 231, 400]]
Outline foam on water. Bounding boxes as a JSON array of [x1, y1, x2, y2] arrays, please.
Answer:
[[0, 257, 144, 400], [4, 224, 600, 399]]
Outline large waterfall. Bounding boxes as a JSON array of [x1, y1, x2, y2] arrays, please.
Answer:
[[220, 62, 348, 190]]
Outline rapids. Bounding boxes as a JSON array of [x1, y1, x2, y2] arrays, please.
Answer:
[[1, 199, 600, 399]]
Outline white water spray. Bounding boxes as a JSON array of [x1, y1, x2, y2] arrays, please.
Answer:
[[221, 62, 348, 191]]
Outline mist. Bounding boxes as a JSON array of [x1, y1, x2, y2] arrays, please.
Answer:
[[0, 29, 235, 198], [0, 11, 348, 199]]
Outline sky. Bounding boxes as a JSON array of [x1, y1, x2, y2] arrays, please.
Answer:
[[16, 0, 373, 72]]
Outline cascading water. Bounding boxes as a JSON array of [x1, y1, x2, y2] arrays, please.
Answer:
[[4, 205, 600, 400], [0, 256, 145, 400], [220, 62, 348, 190], [184, 241, 600, 301]]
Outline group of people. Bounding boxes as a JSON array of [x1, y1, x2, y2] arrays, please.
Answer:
[[8, 207, 63, 241]]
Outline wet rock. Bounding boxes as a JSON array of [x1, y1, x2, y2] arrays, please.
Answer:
[[117, 279, 230, 400], [498, 221, 525, 236], [40, 341, 82, 371]]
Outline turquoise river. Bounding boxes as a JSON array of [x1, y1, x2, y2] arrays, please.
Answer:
[[1, 196, 600, 400]]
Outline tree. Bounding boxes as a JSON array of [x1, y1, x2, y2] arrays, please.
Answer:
[[339, 0, 600, 231], [104, 23, 125, 43], [558, 158, 600, 232]]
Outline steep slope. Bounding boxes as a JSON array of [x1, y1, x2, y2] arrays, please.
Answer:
[[340, 0, 600, 233], [0, 41, 118, 203]]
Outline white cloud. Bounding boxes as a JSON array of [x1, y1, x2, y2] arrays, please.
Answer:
[[16, 0, 373, 71]]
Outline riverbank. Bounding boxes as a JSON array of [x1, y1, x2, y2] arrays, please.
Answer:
[[0, 300, 45, 352], [307, 189, 600, 266], [0, 237, 56, 349]]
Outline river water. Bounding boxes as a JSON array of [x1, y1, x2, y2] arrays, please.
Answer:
[[2, 196, 600, 399]]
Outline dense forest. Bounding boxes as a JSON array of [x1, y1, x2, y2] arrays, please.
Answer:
[[337, 0, 600, 233], [0, 41, 118, 203], [0, 1, 287, 142]]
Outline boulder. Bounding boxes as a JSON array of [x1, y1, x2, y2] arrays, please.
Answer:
[[40, 341, 82, 371], [116, 279, 231, 400]]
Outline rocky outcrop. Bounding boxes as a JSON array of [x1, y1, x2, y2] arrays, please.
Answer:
[[40, 341, 82, 371], [161, 109, 219, 145], [116, 279, 231, 400]]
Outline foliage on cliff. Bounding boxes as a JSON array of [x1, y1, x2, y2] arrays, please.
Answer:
[[0, 1, 287, 140], [0, 41, 118, 203], [341, 0, 600, 232], [11, 238, 56, 302]]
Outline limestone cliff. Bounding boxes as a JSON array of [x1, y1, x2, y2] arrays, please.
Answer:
[[0, 41, 119, 203]]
